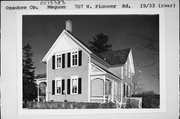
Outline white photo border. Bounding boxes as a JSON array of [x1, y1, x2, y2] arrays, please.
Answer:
[[17, 9, 166, 115]]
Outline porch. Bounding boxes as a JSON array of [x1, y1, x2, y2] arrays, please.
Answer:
[[90, 75, 129, 107]]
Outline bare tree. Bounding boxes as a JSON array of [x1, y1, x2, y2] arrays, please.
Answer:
[[132, 70, 143, 95]]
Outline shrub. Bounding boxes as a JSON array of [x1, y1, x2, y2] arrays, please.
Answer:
[[25, 101, 116, 109], [126, 98, 142, 108]]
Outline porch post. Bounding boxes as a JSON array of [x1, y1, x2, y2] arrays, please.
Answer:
[[37, 82, 39, 102], [46, 81, 48, 102], [103, 76, 105, 103], [111, 81, 114, 102], [121, 82, 123, 103]]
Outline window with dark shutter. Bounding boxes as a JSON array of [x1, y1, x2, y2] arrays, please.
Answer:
[[78, 50, 82, 66], [62, 79, 65, 95], [52, 55, 55, 69], [67, 52, 71, 67], [52, 80, 55, 95], [62, 54, 65, 68], [67, 79, 71, 94], [78, 78, 82, 94]]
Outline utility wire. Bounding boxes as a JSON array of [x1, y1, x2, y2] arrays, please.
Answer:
[[48, 15, 62, 31], [57, 16, 65, 29], [52, 16, 64, 30]]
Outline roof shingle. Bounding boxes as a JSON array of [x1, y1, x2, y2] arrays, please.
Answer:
[[98, 48, 130, 66]]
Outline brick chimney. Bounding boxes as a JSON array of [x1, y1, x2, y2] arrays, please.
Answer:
[[65, 20, 72, 32]]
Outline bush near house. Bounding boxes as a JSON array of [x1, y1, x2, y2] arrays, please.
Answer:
[[26, 101, 117, 109], [133, 91, 160, 108], [125, 97, 142, 108]]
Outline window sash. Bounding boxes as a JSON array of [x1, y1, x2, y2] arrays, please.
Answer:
[[55, 78, 62, 95], [71, 76, 78, 94], [56, 54, 62, 69], [71, 51, 78, 67]]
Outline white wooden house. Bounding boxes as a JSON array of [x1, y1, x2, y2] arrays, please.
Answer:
[[39, 20, 135, 106]]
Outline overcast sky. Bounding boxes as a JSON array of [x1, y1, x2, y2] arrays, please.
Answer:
[[23, 15, 159, 94]]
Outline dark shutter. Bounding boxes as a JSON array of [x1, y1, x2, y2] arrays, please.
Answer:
[[62, 79, 65, 95], [78, 50, 82, 66], [126, 85, 129, 97], [52, 80, 55, 95], [67, 52, 71, 67], [123, 84, 126, 97], [78, 78, 82, 94], [62, 54, 65, 68], [52, 55, 55, 69], [67, 79, 71, 94]]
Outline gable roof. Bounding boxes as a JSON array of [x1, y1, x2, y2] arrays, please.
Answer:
[[42, 29, 133, 70], [98, 48, 130, 66], [98, 48, 135, 73], [42, 30, 92, 62]]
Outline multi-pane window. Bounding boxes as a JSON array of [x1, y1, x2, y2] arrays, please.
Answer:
[[72, 51, 78, 66], [56, 54, 62, 68], [71, 76, 78, 94], [55, 78, 62, 95]]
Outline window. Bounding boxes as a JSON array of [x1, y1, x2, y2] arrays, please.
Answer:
[[71, 76, 78, 94], [55, 77, 62, 95], [121, 67, 123, 79], [125, 62, 128, 76], [128, 66, 131, 78], [71, 51, 78, 67], [56, 54, 62, 68]]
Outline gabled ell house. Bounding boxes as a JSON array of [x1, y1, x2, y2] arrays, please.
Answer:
[[42, 20, 135, 105]]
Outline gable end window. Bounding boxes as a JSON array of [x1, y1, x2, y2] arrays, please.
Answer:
[[71, 51, 78, 67], [70, 50, 82, 67], [56, 54, 62, 69], [53, 50, 82, 69]]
